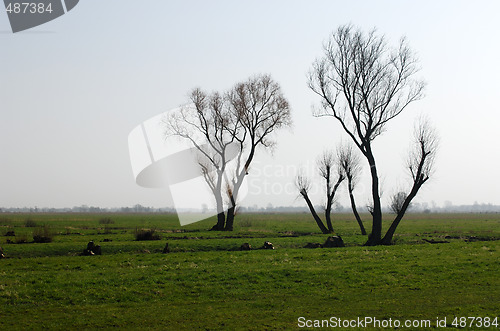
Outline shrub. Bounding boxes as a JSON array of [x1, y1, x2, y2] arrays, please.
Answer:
[[134, 228, 160, 241], [98, 217, 114, 225], [24, 218, 38, 227], [33, 225, 54, 243]]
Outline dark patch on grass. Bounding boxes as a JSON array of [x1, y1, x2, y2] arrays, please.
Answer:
[[423, 238, 449, 244], [464, 235, 499, 242]]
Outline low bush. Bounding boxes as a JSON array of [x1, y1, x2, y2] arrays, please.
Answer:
[[134, 228, 160, 241], [33, 225, 54, 243]]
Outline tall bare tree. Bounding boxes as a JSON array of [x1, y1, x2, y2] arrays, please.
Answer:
[[308, 24, 432, 245], [165, 74, 291, 231], [297, 150, 345, 234], [338, 144, 366, 235]]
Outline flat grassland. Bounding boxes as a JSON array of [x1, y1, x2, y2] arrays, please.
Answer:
[[0, 213, 499, 330]]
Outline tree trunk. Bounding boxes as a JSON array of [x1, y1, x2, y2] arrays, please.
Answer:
[[380, 217, 401, 245], [325, 168, 334, 233], [348, 182, 366, 235], [301, 193, 330, 234], [325, 202, 334, 233], [224, 194, 237, 231], [210, 190, 226, 231], [325, 176, 343, 233], [365, 148, 382, 246], [224, 166, 246, 232], [225, 207, 235, 231], [209, 212, 226, 231]]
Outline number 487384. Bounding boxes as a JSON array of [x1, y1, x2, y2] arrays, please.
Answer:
[[6, 2, 53, 14], [451, 317, 499, 328]]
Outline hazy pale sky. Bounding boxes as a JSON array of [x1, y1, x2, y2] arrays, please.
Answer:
[[1, 0, 499, 209]]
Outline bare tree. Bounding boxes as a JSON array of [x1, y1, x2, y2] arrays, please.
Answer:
[[165, 74, 291, 231], [296, 172, 329, 234], [338, 144, 366, 235], [296, 150, 345, 234], [381, 119, 438, 244], [308, 24, 429, 245]]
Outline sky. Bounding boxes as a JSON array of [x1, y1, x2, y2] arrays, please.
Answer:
[[1, 0, 499, 210]]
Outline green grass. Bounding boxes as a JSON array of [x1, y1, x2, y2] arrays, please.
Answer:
[[0, 213, 499, 330]]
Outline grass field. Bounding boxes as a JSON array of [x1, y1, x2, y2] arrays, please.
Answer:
[[0, 213, 499, 330]]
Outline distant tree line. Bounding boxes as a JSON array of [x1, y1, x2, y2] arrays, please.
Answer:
[[0, 205, 175, 214], [2, 203, 499, 214]]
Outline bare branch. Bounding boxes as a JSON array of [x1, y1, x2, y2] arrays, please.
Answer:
[[407, 117, 438, 185], [308, 24, 425, 150], [337, 142, 362, 189], [296, 172, 311, 197], [389, 191, 407, 214]]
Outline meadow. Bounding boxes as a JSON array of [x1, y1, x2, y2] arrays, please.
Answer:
[[0, 212, 499, 330]]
